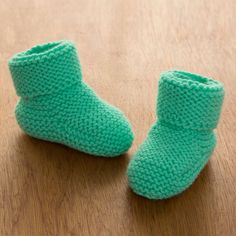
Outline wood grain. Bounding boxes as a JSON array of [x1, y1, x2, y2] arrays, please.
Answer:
[[0, 0, 235, 235]]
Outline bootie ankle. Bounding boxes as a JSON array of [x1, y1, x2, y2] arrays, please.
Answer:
[[9, 40, 134, 157], [127, 70, 224, 199]]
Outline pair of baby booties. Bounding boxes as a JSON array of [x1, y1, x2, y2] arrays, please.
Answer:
[[8, 40, 225, 200]]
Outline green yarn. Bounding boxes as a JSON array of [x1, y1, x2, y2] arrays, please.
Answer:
[[127, 70, 224, 199], [9, 40, 134, 157]]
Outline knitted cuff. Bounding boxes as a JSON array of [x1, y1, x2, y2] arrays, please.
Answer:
[[157, 70, 225, 130], [8, 40, 82, 98]]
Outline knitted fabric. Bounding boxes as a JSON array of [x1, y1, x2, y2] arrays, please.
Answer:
[[8, 40, 134, 157], [127, 70, 224, 199]]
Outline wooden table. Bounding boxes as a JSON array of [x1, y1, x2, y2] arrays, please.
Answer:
[[0, 0, 235, 235]]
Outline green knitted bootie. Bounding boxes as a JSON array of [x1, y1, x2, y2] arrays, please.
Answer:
[[8, 40, 134, 157], [127, 70, 224, 199]]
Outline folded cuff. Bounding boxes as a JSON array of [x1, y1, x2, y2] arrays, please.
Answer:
[[8, 40, 82, 98], [157, 70, 225, 130]]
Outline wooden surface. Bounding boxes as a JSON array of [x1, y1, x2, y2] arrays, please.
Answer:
[[0, 0, 236, 235]]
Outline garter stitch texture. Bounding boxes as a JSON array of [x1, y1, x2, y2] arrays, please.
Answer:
[[127, 70, 224, 199], [8, 40, 134, 157]]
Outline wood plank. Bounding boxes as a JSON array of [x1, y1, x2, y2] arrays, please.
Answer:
[[0, 0, 235, 235]]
